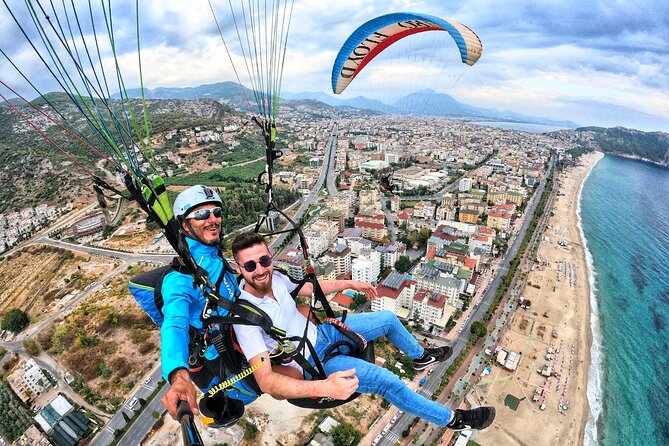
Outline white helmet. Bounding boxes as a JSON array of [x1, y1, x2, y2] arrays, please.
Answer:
[[173, 185, 222, 220]]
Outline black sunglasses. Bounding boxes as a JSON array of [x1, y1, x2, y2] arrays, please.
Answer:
[[185, 207, 222, 221], [242, 255, 272, 273]]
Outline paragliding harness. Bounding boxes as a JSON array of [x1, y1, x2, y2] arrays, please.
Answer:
[[128, 249, 374, 410]]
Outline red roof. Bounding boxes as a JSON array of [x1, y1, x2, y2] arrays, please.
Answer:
[[494, 203, 515, 211], [355, 221, 385, 230], [464, 258, 477, 269], [477, 226, 495, 235], [426, 294, 447, 308], [331, 292, 354, 308], [355, 212, 384, 221], [488, 210, 512, 219], [378, 283, 404, 299], [414, 288, 447, 308]]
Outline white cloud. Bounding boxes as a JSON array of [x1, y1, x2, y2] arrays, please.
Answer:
[[2, 0, 669, 130]]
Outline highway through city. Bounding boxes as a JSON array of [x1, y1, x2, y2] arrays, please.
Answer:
[[269, 122, 339, 252]]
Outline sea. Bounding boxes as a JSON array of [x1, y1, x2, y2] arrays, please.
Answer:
[[579, 155, 669, 445], [472, 121, 567, 133]]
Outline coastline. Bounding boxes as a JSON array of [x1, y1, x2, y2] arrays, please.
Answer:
[[575, 152, 604, 445], [473, 150, 603, 446], [605, 151, 668, 169]]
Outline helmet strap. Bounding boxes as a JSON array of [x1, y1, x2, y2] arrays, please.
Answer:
[[183, 218, 220, 247]]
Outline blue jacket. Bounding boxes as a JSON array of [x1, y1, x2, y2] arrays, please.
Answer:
[[160, 238, 241, 386]]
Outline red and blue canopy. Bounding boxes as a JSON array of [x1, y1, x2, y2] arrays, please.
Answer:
[[332, 12, 482, 94]]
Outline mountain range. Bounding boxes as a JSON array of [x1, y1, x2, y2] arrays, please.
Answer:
[[120, 82, 579, 128]]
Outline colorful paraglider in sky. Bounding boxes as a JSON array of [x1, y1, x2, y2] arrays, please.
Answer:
[[332, 12, 482, 95], [330, 11, 483, 118]]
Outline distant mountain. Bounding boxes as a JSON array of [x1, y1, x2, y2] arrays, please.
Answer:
[[285, 88, 578, 128], [121, 82, 578, 128], [120, 81, 255, 112]]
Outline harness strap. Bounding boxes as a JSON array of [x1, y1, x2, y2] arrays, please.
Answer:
[[322, 317, 367, 351]]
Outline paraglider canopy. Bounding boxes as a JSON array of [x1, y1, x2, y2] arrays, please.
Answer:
[[331, 12, 482, 95]]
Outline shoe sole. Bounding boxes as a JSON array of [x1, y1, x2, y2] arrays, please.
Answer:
[[479, 407, 496, 430], [413, 358, 436, 371], [449, 407, 496, 431], [413, 348, 454, 371]]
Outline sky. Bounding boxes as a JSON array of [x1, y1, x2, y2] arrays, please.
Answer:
[[1, 0, 669, 131]]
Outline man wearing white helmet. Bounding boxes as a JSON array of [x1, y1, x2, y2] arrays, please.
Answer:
[[160, 185, 249, 421]]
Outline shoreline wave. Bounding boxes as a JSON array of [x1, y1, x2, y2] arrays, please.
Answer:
[[578, 154, 605, 446]]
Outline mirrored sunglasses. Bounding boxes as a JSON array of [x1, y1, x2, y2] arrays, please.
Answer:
[[185, 207, 222, 221], [242, 255, 272, 273]]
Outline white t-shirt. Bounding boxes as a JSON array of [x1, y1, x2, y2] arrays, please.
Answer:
[[233, 272, 318, 373]]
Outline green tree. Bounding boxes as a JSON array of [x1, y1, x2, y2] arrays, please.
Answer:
[[1, 309, 29, 333], [331, 422, 361, 446], [349, 293, 367, 311], [470, 321, 487, 338], [417, 227, 431, 247], [395, 256, 412, 273]]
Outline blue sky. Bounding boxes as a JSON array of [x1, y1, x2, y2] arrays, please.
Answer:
[[1, 0, 669, 131]]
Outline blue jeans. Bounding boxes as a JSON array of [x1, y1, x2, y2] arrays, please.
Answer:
[[310, 310, 453, 426]]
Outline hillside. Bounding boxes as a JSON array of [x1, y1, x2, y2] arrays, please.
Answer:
[[0, 95, 238, 213], [552, 127, 669, 167]]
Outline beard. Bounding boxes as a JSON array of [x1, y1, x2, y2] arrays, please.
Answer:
[[245, 270, 273, 297]]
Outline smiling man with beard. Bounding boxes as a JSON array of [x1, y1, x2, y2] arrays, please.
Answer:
[[160, 185, 250, 421], [230, 232, 496, 431]]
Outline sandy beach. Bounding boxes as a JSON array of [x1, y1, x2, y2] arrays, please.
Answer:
[[473, 151, 603, 446]]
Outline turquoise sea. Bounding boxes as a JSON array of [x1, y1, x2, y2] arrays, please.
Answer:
[[579, 155, 669, 445]]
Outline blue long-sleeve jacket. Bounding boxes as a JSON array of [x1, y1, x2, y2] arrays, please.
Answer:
[[160, 237, 239, 384]]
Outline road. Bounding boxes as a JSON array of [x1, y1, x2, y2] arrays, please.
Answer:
[[325, 123, 339, 196], [1, 226, 178, 445], [379, 195, 398, 243], [36, 236, 175, 264], [90, 365, 167, 446], [269, 122, 339, 251]]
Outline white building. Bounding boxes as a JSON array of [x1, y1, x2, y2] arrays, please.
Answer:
[[373, 271, 416, 317], [413, 267, 466, 306], [275, 250, 307, 280], [375, 243, 406, 270], [435, 205, 454, 221], [304, 231, 330, 258], [411, 289, 455, 331], [458, 177, 472, 192], [304, 219, 339, 258], [322, 243, 352, 277], [8, 358, 51, 402], [352, 248, 381, 284], [347, 237, 372, 256]]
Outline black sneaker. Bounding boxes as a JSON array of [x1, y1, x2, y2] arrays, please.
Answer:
[[413, 346, 453, 370], [447, 407, 496, 431]]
